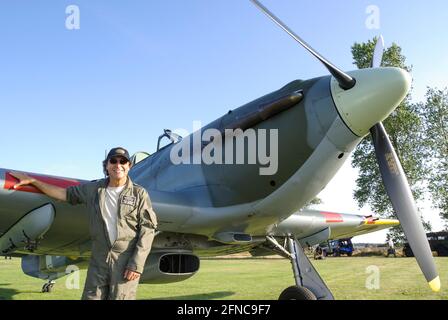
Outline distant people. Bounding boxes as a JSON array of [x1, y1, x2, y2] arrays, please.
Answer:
[[386, 239, 396, 257], [313, 245, 326, 260]]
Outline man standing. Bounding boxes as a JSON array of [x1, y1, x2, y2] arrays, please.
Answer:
[[387, 239, 396, 258], [10, 147, 157, 300]]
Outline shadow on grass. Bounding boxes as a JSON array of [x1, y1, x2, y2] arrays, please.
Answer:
[[148, 291, 235, 300], [0, 284, 20, 300]]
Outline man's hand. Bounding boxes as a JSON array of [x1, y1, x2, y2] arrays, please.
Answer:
[[124, 269, 141, 281], [9, 171, 36, 189]]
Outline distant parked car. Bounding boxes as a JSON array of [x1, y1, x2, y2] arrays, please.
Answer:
[[403, 231, 448, 257], [315, 238, 354, 258]]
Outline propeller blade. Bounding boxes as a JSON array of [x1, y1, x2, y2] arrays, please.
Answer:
[[370, 123, 440, 292], [249, 0, 356, 90], [371, 35, 385, 68]]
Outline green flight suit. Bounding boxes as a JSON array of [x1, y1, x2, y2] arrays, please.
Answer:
[[66, 177, 157, 300]]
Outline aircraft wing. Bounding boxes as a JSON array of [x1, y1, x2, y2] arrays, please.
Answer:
[[270, 209, 399, 246]]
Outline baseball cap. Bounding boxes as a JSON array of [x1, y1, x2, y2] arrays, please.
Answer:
[[106, 147, 131, 162]]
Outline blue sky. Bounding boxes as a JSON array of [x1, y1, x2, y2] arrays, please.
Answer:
[[1, 1, 447, 239]]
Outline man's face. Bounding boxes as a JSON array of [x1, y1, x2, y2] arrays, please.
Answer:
[[106, 156, 131, 180]]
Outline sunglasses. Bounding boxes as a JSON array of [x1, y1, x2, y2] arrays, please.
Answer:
[[109, 158, 129, 165]]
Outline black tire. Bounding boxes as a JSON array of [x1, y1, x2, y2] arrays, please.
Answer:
[[42, 283, 54, 293], [278, 286, 317, 300]]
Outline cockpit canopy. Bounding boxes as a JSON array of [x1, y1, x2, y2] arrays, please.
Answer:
[[130, 151, 150, 166], [157, 129, 182, 151], [130, 129, 183, 166]]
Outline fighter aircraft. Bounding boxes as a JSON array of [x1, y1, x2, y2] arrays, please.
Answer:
[[0, 0, 440, 299]]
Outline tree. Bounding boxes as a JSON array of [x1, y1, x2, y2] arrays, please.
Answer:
[[419, 88, 448, 226], [350, 38, 430, 244]]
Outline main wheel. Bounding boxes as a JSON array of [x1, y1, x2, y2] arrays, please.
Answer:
[[41, 282, 54, 293], [278, 286, 317, 300]]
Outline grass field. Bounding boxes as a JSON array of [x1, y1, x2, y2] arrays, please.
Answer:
[[0, 256, 447, 300]]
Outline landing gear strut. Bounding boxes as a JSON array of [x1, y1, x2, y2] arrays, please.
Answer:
[[42, 280, 55, 293], [266, 235, 334, 300]]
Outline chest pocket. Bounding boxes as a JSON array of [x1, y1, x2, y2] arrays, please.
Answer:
[[119, 195, 138, 219]]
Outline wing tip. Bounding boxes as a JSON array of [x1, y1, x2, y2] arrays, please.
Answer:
[[363, 218, 400, 226]]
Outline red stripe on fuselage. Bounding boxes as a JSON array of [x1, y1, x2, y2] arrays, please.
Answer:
[[4, 172, 80, 194], [321, 212, 343, 223]]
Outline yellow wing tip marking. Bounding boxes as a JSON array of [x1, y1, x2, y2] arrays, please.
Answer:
[[363, 219, 400, 226], [429, 276, 441, 292]]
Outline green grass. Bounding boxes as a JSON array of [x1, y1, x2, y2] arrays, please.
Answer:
[[0, 256, 447, 300]]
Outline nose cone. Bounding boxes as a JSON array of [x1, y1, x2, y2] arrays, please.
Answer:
[[331, 67, 412, 137]]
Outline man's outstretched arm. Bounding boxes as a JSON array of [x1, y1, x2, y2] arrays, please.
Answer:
[[9, 171, 67, 202]]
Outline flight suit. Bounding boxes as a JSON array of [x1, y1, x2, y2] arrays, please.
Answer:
[[66, 177, 157, 300]]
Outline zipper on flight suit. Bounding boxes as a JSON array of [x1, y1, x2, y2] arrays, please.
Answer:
[[111, 184, 132, 249], [97, 179, 133, 250]]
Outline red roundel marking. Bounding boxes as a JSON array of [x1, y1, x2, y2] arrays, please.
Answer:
[[365, 217, 376, 224], [321, 212, 343, 223], [4, 172, 80, 194]]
